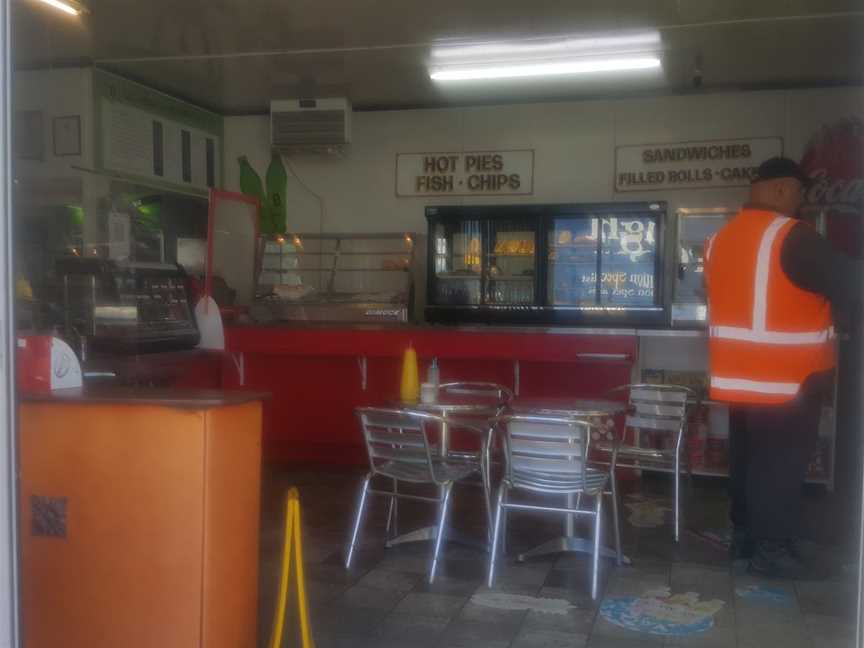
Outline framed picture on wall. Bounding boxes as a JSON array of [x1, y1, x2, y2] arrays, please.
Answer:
[[14, 110, 43, 160], [53, 115, 81, 157]]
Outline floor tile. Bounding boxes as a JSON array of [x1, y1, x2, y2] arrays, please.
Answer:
[[590, 613, 664, 644], [521, 605, 595, 634], [511, 628, 590, 648], [664, 624, 737, 647], [457, 599, 528, 627], [339, 584, 408, 611], [379, 613, 450, 647], [392, 591, 468, 620], [804, 613, 855, 648], [586, 634, 664, 647], [439, 619, 523, 646], [795, 580, 857, 619], [355, 567, 422, 593]]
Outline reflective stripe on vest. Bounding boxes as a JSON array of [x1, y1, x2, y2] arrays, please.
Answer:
[[710, 376, 798, 396], [708, 215, 832, 347], [704, 234, 716, 262]]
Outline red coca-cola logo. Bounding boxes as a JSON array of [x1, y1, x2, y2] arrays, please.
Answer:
[[800, 116, 864, 256]]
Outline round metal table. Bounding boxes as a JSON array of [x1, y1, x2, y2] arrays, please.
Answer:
[[508, 397, 631, 566]]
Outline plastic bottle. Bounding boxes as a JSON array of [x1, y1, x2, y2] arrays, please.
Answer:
[[427, 357, 439, 387], [266, 153, 288, 234], [238, 156, 270, 234], [400, 344, 420, 403]]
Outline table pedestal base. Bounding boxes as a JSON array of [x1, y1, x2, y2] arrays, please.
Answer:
[[386, 525, 488, 553], [517, 536, 631, 565]]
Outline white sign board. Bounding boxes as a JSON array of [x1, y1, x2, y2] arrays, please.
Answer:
[[615, 137, 783, 192], [396, 150, 534, 197]]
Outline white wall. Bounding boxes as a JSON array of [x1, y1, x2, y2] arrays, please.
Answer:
[[223, 87, 864, 235]]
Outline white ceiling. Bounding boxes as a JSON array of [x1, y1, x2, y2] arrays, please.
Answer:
[[12, 0, 864, 113]]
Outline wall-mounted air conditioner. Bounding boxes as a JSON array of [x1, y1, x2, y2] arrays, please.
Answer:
[[270, 98, 351, 154]]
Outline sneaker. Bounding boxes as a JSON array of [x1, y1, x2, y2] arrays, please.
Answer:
[[748, 540, 828, 580], [730, 526, 755, 560]]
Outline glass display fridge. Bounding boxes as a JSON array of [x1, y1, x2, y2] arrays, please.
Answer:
[[426, 202, 667, 326], [671, 208, 735, 327]]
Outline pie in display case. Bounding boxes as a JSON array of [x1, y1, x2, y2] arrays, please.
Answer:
[[254, 232, 424, 324]]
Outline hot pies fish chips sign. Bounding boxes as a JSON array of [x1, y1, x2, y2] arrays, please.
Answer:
[[396, 150, 534, 196]]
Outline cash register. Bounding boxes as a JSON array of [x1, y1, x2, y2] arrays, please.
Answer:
[[57, 258, 200, 353]]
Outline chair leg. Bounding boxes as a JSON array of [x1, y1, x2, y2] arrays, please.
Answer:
[[487, 485, 506, 587], [673, 450, 681, 543], [346, 473, 372, 569], [609, 469, 623, 566], [429, 482, 454, 584], [591, 493, 603, 601], [386, 478, 399, 540], [482, 444, 493, 545], [500, 499, 509, 557]]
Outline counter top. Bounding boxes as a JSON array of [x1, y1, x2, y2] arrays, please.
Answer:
[[21, 386, 269, 409], [226, 322, 708, 338]]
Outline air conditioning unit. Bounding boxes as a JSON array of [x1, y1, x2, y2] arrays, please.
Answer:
[[270, 98, 351, 154]]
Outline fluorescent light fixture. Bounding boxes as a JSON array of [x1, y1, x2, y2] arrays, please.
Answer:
[[430, 56, 661, 81], [34, 0, 85, 16], [431, 32, 661, 61]]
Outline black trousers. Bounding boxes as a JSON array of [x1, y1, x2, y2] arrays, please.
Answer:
[[728, 379, 824, 541]]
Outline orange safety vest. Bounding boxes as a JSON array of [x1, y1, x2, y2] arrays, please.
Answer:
[[705, 208, 835, 404]]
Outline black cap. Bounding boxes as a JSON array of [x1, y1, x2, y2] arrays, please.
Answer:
[[751, 156, 811, 188]]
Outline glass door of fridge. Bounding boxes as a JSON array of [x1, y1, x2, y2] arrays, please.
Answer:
[[673, 208, 734, 326], [547, 217, 600, 306], [484, 216, 538, 306], [429, 218, 483, 306], [546, 204, 664, 320]]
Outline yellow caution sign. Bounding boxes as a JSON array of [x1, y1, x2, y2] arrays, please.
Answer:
[[269, 488, 315, 648]]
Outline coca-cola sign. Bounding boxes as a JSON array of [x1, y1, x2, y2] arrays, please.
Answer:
[[804, 169, 864, 216], [800, 116, 864, 256]]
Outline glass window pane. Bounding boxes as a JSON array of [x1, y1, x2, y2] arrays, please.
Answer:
[[486, 218, 535, 305], [599, 215, 657, 307], [432, 221, 481, 305], [548, 217, 599, 305]]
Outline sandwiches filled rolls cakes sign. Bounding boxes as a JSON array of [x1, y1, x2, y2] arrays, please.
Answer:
[[615, 137, 783, 191]]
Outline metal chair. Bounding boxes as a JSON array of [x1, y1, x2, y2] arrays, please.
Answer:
[[598, 384, 692, 543], [487, 414, 614, 600], [437, 381, 513, 529], [347, 407, 487, 584]]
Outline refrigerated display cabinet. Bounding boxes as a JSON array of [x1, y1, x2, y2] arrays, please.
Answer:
[[426, 202, 667, 326], [254, 232, 424, 324]]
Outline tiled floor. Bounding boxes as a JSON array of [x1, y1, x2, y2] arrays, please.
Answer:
[[256, 465, 858, 648]]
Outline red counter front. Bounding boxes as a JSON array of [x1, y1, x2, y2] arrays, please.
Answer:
[[223, 326, 637, 464]]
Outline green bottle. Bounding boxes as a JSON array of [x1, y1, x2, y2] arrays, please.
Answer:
[[238, 156, 271, 234], [266, 153, 288, 234]]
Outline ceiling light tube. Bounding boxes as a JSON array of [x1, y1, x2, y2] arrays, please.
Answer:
[[34, 0, 86, 16], [431, 32, 662, 61], [430, 56, 662, 82]]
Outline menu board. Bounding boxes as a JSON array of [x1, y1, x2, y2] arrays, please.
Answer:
[[549, 214, 657, 307]]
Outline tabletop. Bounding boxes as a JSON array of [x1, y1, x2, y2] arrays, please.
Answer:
[[510, 397, 627, 418]]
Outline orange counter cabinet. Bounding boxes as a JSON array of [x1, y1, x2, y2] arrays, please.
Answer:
[[18, 388, 265, 648]]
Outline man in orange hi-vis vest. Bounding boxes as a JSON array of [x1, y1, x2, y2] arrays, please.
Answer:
[[706, 156, 856, 579]]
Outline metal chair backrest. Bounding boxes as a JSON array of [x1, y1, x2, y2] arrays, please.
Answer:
[[439, 382, 514, 405], [355, 407, 442, 483], [497, 414, 597, 492], [621, 384, 691, 437]]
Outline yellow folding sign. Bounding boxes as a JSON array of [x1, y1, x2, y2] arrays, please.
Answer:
[[269, 488, 314, 648]]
